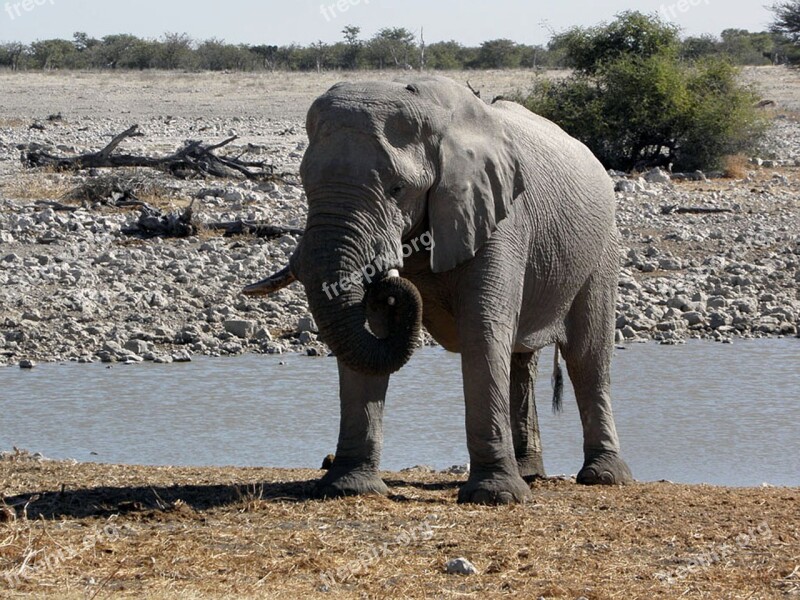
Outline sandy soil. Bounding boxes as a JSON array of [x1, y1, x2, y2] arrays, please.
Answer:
[[1, 451, 798, 599]]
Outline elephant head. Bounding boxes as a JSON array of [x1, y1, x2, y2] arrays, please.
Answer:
[[245, 77, 525, 376]]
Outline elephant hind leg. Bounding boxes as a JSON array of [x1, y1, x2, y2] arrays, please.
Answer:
[[562, 252, 633, 485], [510, 351, 546, 481]]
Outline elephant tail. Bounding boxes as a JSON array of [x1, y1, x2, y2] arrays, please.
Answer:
[[552, 345, 564, 414]]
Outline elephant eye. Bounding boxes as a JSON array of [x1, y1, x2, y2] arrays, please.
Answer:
[[389, 183, 406, 198]]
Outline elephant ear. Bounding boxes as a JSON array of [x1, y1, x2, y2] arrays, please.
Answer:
[[428, 126, 525, 273]]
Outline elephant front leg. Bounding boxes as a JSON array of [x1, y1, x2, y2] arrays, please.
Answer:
[[510, 351, 546, 481], [313, 360, 390, 499], [458, 334, 533, 505]]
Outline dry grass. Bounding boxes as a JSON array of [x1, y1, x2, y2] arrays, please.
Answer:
[[1, 452, 797, 599], [722, 154, 752, 180], [0, 171, 72, 202]]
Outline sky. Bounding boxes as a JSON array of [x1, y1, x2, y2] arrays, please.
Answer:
[[0, 0, 776, 46]]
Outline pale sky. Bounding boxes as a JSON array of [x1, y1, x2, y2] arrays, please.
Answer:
[[0, 0, 775, 46]]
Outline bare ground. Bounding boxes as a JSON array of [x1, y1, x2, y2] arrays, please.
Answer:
[[0, 452, 798, 599]]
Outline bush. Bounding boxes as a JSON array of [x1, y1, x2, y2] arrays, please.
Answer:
[[521, 14, 766, 172]]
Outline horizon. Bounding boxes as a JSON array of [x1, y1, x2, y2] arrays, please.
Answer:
[[0, 0, 776, 47]]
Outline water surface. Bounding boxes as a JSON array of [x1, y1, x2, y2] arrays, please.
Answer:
[[1, 341, 798, 487]]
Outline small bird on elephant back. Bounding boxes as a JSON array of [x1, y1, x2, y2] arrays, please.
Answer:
[[245, 76, 633, 505]]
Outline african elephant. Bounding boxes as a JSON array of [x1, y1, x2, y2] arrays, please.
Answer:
[[245, 75, 633, 504]]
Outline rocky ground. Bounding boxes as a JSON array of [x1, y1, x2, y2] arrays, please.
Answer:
[[0, 68, 798, 366]]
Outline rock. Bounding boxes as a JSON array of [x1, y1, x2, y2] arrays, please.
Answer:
[[254, 327, 273, 341], [172, 351, 193, 363], [682, 311, 706, 327], [297, 316, 317, 333], [445, 558, 479, 576], [298, 331, 316, 344], [223, 320, 257, 339], [124, 339, 151, 355], [19, 360, 36, 369], [644, 168, 671, 184], [658, 257, 683, 271], [442, 464, 470, 475]]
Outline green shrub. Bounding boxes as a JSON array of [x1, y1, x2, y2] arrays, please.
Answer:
[[521, 14, 766, 172]]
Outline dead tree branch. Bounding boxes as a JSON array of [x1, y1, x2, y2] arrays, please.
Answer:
[[661, 205, 734, 215], [23, 125, 294, 183]]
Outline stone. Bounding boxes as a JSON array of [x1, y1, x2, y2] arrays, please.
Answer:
[[644, 168, 671, 184], [445, 558, 479, 576], [709, 312, 732, 330], [124, 339, 151, 355], [19, 360, 36, 369], [172, 351, 193, 363], [297, 316, 317, 333], [659, 257, 683, 271], [682, 311, 706, 327], [223, 320, 257, 339]]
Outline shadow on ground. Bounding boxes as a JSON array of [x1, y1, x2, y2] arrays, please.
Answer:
[[2, 477, 467, 519], [2, 479, 318, 520]]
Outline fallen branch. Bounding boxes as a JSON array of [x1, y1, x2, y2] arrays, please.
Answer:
[[122, 202, 197, 238], [205, 220, 304, 238], [122, 204, 303, 240], [23, 125, 293, 182], [661, 205, 734, 215]]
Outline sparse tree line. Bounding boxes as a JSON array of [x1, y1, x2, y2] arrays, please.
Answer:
[[1, 3, 799, 74]]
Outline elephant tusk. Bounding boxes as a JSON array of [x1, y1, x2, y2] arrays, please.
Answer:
[[242, 266, 296, 296], [387, 269, 400, 279]]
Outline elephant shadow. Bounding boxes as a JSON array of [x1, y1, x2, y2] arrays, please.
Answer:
[[2, 479, 318, 520], [2, 477, 462, 520]]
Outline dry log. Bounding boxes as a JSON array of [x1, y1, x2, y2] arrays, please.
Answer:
[[23, 125, 293, 183], [205, 220, 304, 238], [122, 204, 303, 240], [661, 205, 734, 215]]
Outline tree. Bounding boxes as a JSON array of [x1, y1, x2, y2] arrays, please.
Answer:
[[0, 42, 25, 70], [368, 27, 416, 69], [156, 32, 193, 70], [680, 35, 720, 61], [552, 11, 680, 74], [341, 25, 362, 69], [521, 13, 765, 171], [771, 1, 800, 43], [425, 41, 467, 69], [473, 39, 521, 69], [29, 39, 77, 69], [250, 45, 279, 70]]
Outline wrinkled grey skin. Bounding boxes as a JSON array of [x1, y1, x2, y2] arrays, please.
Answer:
[[247, 76, 633, 504]]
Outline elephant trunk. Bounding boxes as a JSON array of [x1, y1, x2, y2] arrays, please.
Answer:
[[301, 226, 423, 376]]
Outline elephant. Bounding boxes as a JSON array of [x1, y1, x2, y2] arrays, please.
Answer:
[[244, 75, 633, 504]]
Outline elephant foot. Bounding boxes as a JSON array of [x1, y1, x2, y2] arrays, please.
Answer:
[[517, 453, 546, 483], [458, 470, 533, 505], [577, 452, 633, 485], [313, 465, 388, 499]]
